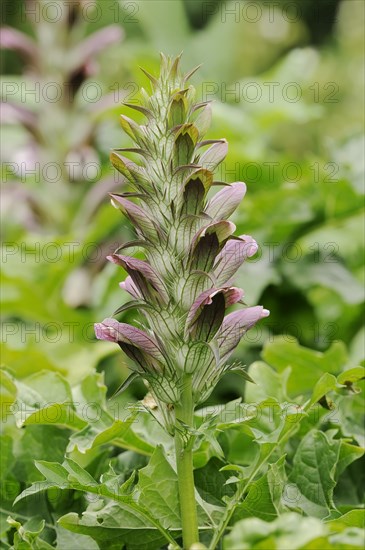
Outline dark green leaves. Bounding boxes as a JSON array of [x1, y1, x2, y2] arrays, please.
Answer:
[[288, 430, 340, 518]]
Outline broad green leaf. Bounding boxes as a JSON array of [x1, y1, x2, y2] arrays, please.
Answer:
[[63, 458, 100, 487], [137, 446, 181, 529], [14, 481, 59, 505], [333, 389, 365, 447], [287, 430, 340, 518], [9, 424, 69, 484], [245, 362, 290, 402], [56, 526, 99, 550], [223, 513, 326, 550], [8, 370, 85, 430], [308, 373, 337, 406], [67, 416, 155, 456], [58, 500, 176, 550], [282, 255, 365, 305], [327, 510, 365, 529], [233, 456, 287, 522], [262, 338, 348, 396], [0, 435, 14, 481], [194, 458, 235, 506], [336, 441, 364, 480], [34, 461, 69, 485]]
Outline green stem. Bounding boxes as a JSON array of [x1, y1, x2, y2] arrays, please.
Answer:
[[174, 375, 199, 549]]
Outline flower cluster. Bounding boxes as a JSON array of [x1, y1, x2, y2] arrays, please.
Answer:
[[95, 54, 269, 406]]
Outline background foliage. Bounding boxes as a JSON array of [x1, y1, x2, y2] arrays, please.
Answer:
[[1, 0, 364, 548]]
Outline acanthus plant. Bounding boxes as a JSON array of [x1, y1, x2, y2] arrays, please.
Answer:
[[1, 0, 123, 232], [95, 54, 269, 548], [1, 0, 127, 308]]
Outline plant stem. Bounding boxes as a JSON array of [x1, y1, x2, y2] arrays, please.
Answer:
[[174, 375, 199, 549]]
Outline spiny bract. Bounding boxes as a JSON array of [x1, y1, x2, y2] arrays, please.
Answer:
[[94, 54, 269, 406]]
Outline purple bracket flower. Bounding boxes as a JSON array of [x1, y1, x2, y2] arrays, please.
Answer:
[[217, 306, 270, 364], [214, 234, 258, 286], [186, 287, 244, 342], [108, 254, 169, 305], [95, 318, 165, 375], [205, 182, 247, 220]]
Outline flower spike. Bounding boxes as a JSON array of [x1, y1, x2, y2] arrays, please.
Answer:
[[95, 54, 269, 405]]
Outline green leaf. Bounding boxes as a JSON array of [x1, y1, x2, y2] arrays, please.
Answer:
[[56, 526, 100, 550], [58, 500, 174, 550], [335, 440, 364, 480], [245, 362, 290, 403], [7, 516, 54, 549], [137, 446, 181, 529], [287, 430, 340, 518], [34, 461, 69, 485], [67, 416, 155, 456], [262, 338, 348, 396], [333, 389, 365, 447], [233, 456, 287, 522], [8, 370, 85, 429], [9, 424, 69, 486], [13, 481, 59, 505], [308, 373, 338, 406], [327, 510, 365, 529], [223, 513, 327, 550], [63, 458, 99, 487], [337, 367, 365, 385], [194, 458, 235, 506], [283, 253, 365, 305]]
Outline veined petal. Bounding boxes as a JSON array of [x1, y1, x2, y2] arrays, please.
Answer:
[[119, 276, 140, 299], [205, 182, 246, 220], [217, 306, 270, 363], [95, 318, 163, 358], [214, 234, 258, 286], [199, 139, 228, 171], [108, 254, 168, 304], [193, 103, 212, 138], [186, 287, 244, 342], [94, 318, 165, 374]]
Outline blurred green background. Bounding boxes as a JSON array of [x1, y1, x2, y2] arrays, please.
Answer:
[[1, 0, 364, 404]]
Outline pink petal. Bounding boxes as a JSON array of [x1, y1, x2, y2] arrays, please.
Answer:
[[205, 182, 246, 220], [94, 318, 163, 360], [217, 306, 270, 362], [214, 234, 258, 286], [108, 254, 168, 304], [199, 140, 228, 171], [186, 287, 244, 327], [119, 276, 140, 299]]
